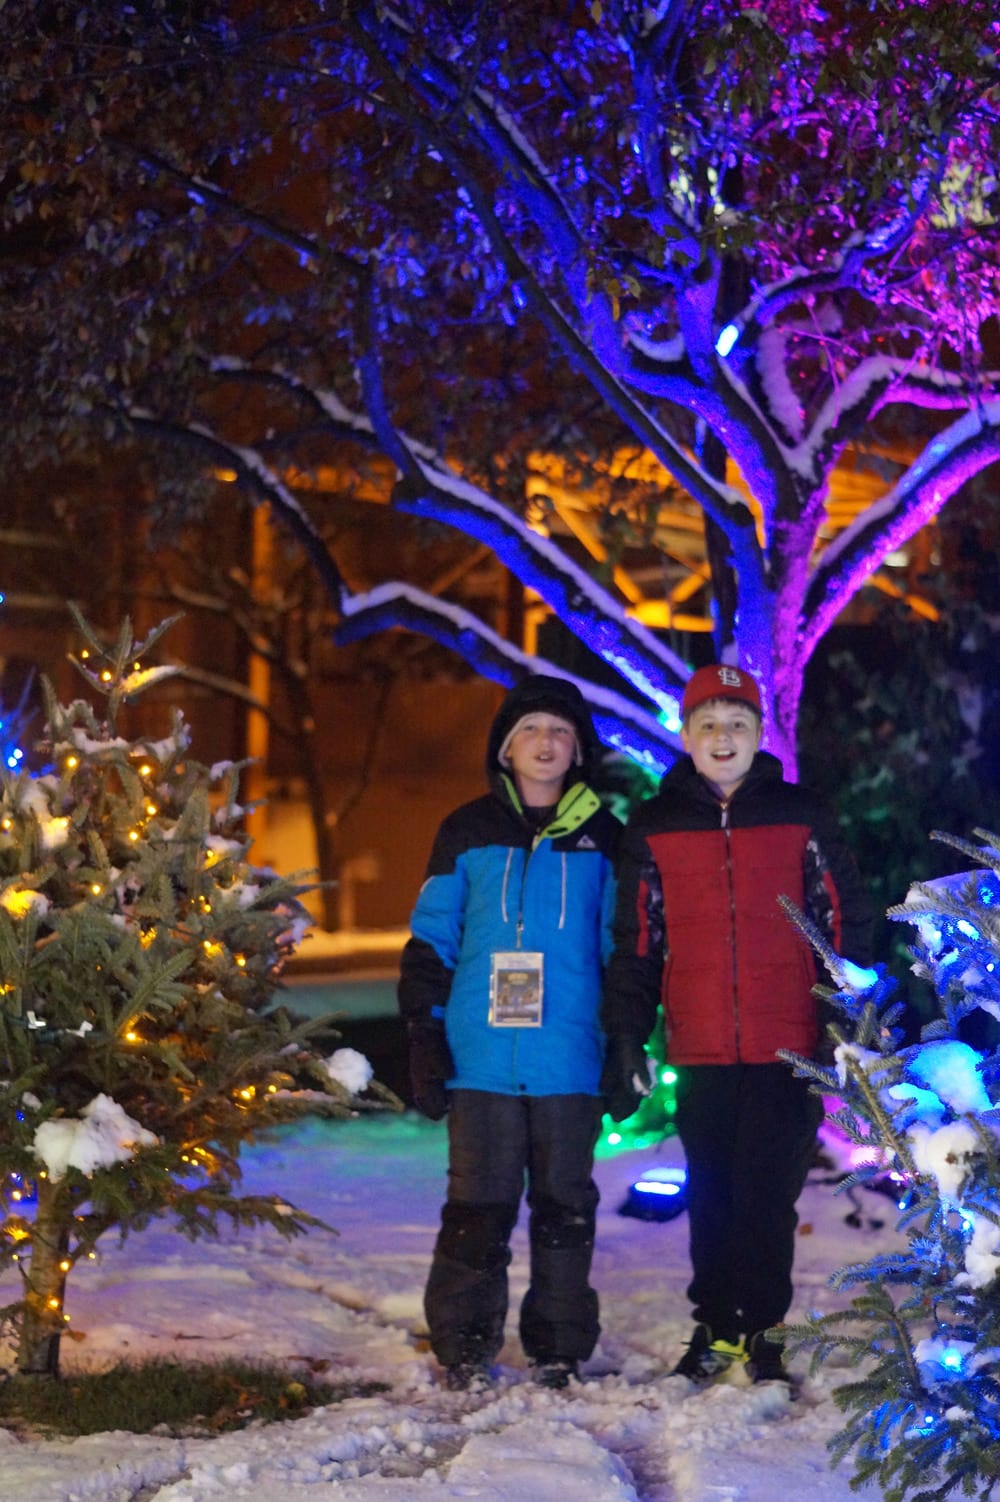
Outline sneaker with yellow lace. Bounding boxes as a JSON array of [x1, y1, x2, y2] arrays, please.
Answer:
[[672, 1323, 746, 1381]]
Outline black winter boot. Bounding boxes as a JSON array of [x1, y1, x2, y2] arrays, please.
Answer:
[[746, 1331, 789, 1384], [532, 1359, 578, 1390]]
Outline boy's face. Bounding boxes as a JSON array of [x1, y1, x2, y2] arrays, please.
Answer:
[[681, 698, 762, 799], [506, 712, 577, 800]]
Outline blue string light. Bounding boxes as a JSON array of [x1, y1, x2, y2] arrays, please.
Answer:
[[715, 323, 739, 356]]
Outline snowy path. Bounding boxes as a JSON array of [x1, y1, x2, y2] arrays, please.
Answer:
[[0, 1113, 902, 1500]]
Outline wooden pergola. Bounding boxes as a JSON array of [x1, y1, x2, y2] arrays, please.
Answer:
[[521, 445, 939, 651]]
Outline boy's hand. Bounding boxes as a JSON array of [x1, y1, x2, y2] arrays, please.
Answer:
[[601, 1035, 652, 1122], [407, 1020, 454, 1121]]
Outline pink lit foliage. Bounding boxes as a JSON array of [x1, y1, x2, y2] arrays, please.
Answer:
[[4, 1, 1000, 775]]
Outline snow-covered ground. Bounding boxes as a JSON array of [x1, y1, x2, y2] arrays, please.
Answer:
[[0, 1102, 905, 1501]]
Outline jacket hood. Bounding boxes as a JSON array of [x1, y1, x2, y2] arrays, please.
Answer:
[[486, 674, 601, 784]]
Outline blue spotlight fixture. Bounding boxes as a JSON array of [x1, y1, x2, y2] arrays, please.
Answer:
[[618, 1164, 688, 1221]]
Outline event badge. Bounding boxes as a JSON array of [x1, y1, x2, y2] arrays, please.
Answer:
[[489, 951, 544, 1026]]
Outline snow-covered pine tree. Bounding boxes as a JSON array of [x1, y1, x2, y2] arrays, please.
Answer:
[[0, 614, 398, 1377], [781, 830, 1000, 1502]]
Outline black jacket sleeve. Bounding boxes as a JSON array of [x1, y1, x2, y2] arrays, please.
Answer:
[[803, 796, 875, 971], [398, 935, 453, 1028], [397, 816, 465, 1028], [600, 818, 664, 1046]]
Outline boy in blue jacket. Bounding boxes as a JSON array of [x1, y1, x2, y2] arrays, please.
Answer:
[[398, 675, 620, 1391]]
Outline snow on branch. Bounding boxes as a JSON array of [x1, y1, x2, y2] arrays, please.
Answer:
[[624, 320, 799, 530], [124, 410, 349, 608], [395, 454, 690, 719], [349, 3, 586, 275], [888, 364, 1000, 411], [348, 2, 738, 529], [791, 356, 909, 482], [349, 257, 695, 681], [796, 358, 1000, 488], [718, 174, 936, 350], [205, 281, 694, 742], [125, 145, 361, 281], [349, 276, 690, 717], [336, 582, 679, 772], [208, 347, 732, 738], [209, 352, 692, 727], [850, 160, 938, 262], [209, 356, 413, 456], [803, 401, 1000, 655]]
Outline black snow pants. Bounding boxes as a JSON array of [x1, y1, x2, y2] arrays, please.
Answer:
[[424, 1089, 602, 1368], [674, 1061, 822, 1341]]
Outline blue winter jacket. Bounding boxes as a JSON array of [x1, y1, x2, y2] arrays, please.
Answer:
[[399, 775, 620, 1096]]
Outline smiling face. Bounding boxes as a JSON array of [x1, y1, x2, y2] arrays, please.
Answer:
[[505, 713, 578, 805], [681, 698, 762, 800]]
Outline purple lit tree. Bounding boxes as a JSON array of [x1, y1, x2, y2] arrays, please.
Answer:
[[2, 1, 999, 773]]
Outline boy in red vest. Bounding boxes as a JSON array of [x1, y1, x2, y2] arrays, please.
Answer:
[[601, 664, 871, 1384]]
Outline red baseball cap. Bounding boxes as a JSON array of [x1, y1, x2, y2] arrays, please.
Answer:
[[681, 664, 762, 720]]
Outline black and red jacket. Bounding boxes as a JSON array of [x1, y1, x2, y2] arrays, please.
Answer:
[[601, 752, 873, 1065]]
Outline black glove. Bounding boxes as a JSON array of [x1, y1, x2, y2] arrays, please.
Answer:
[[407, 1020, 454, 1121], [601, 1036, 652, 1122]]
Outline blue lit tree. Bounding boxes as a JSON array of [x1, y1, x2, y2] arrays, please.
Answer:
[[782, 834, 1000, 1501], [2, 3, 999, 773]]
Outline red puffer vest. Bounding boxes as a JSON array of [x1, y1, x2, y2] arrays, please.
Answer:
[[649, 819, 819, 1064]]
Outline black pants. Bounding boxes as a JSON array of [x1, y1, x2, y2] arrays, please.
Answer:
[[674, 1062, 822, 1340], [424, 1089, 602, 1368]]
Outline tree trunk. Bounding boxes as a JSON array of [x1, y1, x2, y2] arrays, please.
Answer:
[[702, 236, 748, 663], [702, 496, 738, 660], [307, 778, 341, 933], [768, 661, 803, 785], [17, 1175, 71, 1376], [285, 677, 341, 932]]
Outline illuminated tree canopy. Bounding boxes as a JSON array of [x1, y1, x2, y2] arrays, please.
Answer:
[[2, 0, 999, 772]]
